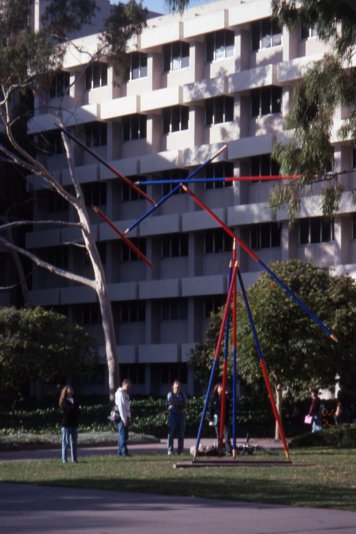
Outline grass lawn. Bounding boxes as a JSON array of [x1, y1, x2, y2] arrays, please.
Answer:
[[1, 448, 356, 511]]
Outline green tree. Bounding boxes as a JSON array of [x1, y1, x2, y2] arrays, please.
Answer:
[[270, 0, 356, 220], [190, 260, 356, 431], [0, 306, 97, 398], [0, 0, 147, 400]]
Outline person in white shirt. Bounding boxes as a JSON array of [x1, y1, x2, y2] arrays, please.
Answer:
[[115, 378, 132, 457]]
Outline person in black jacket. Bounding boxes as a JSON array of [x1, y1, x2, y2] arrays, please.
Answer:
[[59, 385, 80, 463], [209, 383, 232, 455]]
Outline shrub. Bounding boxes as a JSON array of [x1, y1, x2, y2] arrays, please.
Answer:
[[290, 424, 356, 448]]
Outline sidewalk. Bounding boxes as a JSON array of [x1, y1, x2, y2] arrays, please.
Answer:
[[1, 439, 356, 534], [1, 482, 355, 534]]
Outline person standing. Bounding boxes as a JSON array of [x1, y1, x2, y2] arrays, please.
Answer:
[[59, 385, 80, 464], [167, 379, 187, 455], [308, 388, 323, 433], [209, 383, 232, 455], [115, 378, 132, 457]]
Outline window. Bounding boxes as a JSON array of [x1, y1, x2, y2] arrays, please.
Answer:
[[252, 18, 282, 51], [84, 122, 107, 147], [120, 364, 145, 385], [206, 30, 234, 62], [161, 234, 188, 257], [120, 301, 145, 322], [205, 96, 234, 125], [201, 161, 233, 190], [299, 218, 334, 244], [154, 363, 188, 385], [163, 106, 189, 133], [81, 303, 100, 325], [301, 23, 318, 40], [161, 169, 188, 195], [82, 182, 107, 206], [251, 86, 282, 116], [205, 229, 233, 253], [43, 247, 68, 269], [160, 298, 188, 320], [163, 41, 189, 71], [251, 222, 281, 249], [45, 191, 67, 212], [130, 52, 147, 79], [122, 177, 146, 201], [204, 296, 225, 318], [85, 62, 107, 89], [353, 147, 356, 169], [50, 72, 70, 98], [250, 154, 280, 177], [123, 114, 147, 141], [40, 130, 64, 155], [83, 241, 106, 266], [352, 215, 356, 239], [120, 238, 146, 262]]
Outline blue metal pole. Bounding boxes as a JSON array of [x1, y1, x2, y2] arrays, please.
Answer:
[[124, 144, 227, 235]]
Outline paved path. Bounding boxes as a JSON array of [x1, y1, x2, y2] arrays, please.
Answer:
[[1, 482, 356, 534], [1, 439, 356, 534]]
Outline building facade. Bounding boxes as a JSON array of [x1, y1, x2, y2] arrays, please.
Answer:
[[17, 0, 356, 395]]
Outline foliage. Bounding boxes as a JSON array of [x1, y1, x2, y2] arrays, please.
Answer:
[[190, 260, 356, 399], [0, 306, 97, 396], [270, 1, 356, 220], [290, 424, 356, 448]]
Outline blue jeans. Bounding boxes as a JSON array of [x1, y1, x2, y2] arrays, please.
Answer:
[[61, 427, 77, 463], [214, 423, 232, 454], [167, 413, 186, 454], [312, 414, 323, 433], [118, 421, 129, 456]]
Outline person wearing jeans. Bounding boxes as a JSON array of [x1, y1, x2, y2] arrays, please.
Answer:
[[59, 385, 80, 463], [115, 379, 133, 457], [167, 380, 187, 455]]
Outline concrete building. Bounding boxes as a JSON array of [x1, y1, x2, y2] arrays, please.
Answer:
[[14, 0, 356, 395]]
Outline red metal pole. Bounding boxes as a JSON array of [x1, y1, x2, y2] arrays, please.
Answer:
[[92, 205, 152, 268], [259, 359, 291, 462]]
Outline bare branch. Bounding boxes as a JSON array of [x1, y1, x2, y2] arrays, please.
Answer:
[[0, 236, 95, 290], [0, 220, 82, 232]]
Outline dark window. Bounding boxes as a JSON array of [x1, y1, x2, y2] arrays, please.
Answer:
[[251, 86, 282, 116], [250, 154, 280, 177], [161, 234, 188, 257], [161, 169, 188, 195], [123, 114, 147, 141], [204, 229, 233, 253], [120, 364, 145, 384], [85, 62, 107, 89], [130, 52, 147, 79], [300, 23, 318, 40], [82, 182, 107, 206], [156, 363, 188, 384], [163, 41, 189, 71], [251, 18, 282, 51], [160, 298, 188, 320], [120, 238, 146, 262], [120, 301, 145, 322], [122, 177, 146, 201], [206, 30, 234, 62], [195, 161, 233, 190], [205, 96, 234, 125], [40, 130, 64, 155], [250, 222, 281, 249], [299, 217, 334, 244], [50, 72, 70, 98], [84, 122, 107, 147], [163, 106, 189, 133], [43, 247, 68, 270], [204, 295, 225, 318]]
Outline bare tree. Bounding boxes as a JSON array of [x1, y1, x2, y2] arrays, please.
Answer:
[[0, 0, 147, 401]]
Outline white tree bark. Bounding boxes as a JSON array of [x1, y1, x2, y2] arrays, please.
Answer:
[[0, 115, 119, 402]]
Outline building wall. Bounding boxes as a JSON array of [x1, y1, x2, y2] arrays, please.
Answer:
[[24, 0, 356, 396]]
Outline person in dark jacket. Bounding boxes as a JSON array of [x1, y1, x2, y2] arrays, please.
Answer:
[[209, 383, 232, 455], [59, 385, 80, 463]]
